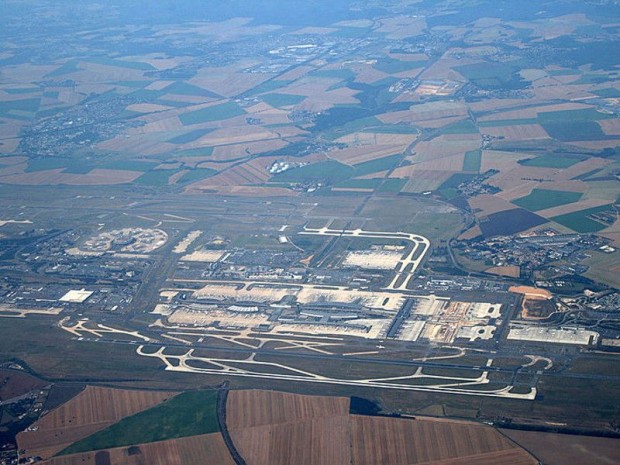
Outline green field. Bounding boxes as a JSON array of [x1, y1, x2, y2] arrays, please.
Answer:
[[5, 88, 40, 94], [478, 118, 539, 127], [101, 160, 160, 171], [512, 189, 583, 212], [59, 390, 220, 455], [440, 119, 478, 134], [262, 93, 306, 108], [333, 178, 382, 189], [309, 69, 356, 81], [179, 102, 245, 125], [453, 61, 527, 89], [85, 57, 155, 71], [593, 88, 620, 98], [537, 108, 613, 123], [377, 178, 407, 192], [353, 154, 402, 176], [162, 81, 218, 97], [463, 150, 481, 172], [373, 58, 426, 74], [167, 129, 212, 144], [363, 124, 418, 134], [323, 116, 383, 140], [154, 99, 193, 108], [479, 107, 615, 133], [542, 121, 607, 142], [330, 26, 372, 38], [179, 168, 218, 183], [551, 204, 614, 233], [548, 69, 580, 76], [519, 155, 583, 169], [438, 173, 478, 200], [0, 98, 40, 117], [128, 89, 165, 101], [25, 158, 72, 173], [114, 80, 151, 88], [134, 170, 171, 186], [44, 61, 80, 78], [244, 80, 292, 96]]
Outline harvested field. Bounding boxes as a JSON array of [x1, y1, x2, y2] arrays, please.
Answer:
[[327, 144, 403, 165], [413, 116, 467, 129], [469, 98, 536, 113], [191, 125, 276, 148], [411, 153, 466, 172], [228, 390, 351, 465], [485, 266, 520, 278], [351, 416, 535, 465], [420, 54, 478, 82], [378, 101, 468, 124], [469, 194, 521, 217], [337, 132, 417, 147], [17, 386, 176, 460], [227, 390, 536, 465], [501, 429, 620, 465], [189, 68, 275, 97], [231, 416, 352, 465], [193, 156, 276, 187], [227, 390, 349, 429], [411, 135, 480, 164], [210, 139, 287, 161], [126, 103, 174, 113], [0, 168, 142, 186], [42, 433, 234, 465], [482, 124, 550, 141], [0, 368, 47, 401], [599, 118, 620, 136], [98, 136, 175, 156], [397, 169, 455, 192]]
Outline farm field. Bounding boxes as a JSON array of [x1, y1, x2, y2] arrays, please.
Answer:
[[226, 390, 537, 465], [0, 368, 47, 401], [17, 386, 177, 460], [501, 429, 620, 465], [59, 390, 220, 455], [512, 189, 583, 212], [1, 3, 620, 463], [42, 433, 235, 465]]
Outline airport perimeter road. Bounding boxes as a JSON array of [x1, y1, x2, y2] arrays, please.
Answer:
[[299, 227, 431, 290]]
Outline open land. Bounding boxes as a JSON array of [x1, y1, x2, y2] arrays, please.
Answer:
[[1, 1, 620, 463]]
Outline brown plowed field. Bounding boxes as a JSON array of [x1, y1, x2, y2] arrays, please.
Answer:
[[17, 386, 177, 460], [350, 416, 531, 465], [420, 448, 540, 465], [227, 390, 537, 465], [41, 432, 234, 465], [227, 389, 349, 429], [231, 416, 352, 465]]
